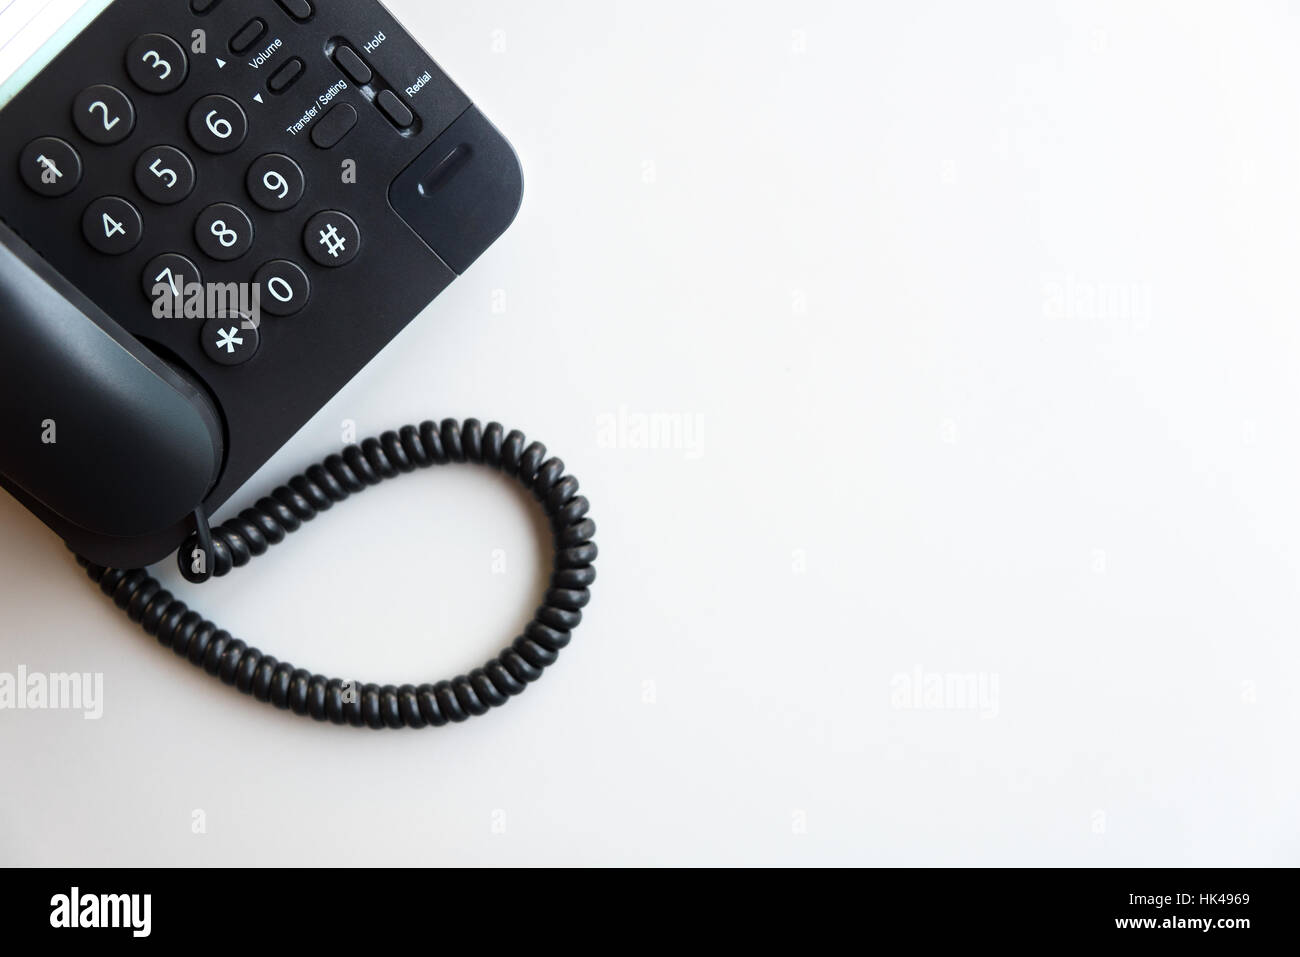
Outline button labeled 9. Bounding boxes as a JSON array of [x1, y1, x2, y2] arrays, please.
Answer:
[[246, 153, 304, 211]]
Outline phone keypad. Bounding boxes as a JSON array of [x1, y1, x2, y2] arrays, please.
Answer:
[[125, 34, 188, 95], [134, 145, 195, 204], [14, 18, 367, 372], [72, 85, 135, 145]]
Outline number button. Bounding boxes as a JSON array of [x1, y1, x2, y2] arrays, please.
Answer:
[[134, 145, 196, 204], [201, 315, 260, 367], [253, 260, 310, 316], [246, 153, 304, 211], [82, 196, 142, 255], [142, 253, 201, 304], [195, 202, 254, 261], [188, 94, 247, 154], [72, 85, 135, 145], [303, 210, 360, 267], [19, 136, 82, 197], [126, 34, 188, 94]]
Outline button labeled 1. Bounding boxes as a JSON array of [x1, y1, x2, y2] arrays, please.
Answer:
[[254, 260, 310, 316], [20, 137, 81, 197]]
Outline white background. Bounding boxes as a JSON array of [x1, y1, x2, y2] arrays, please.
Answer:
[[2, 0, 1298, 866]]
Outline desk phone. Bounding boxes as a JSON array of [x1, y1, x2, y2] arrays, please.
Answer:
[[0, 0, 595, 730]]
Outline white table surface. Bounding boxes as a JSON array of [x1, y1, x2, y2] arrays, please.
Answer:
[[1, 0, 1296, 866]]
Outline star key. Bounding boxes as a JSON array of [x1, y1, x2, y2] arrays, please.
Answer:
[[201, 315, 260, 366]]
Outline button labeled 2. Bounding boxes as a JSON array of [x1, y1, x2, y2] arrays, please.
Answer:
[[72, 85, 135, 144]]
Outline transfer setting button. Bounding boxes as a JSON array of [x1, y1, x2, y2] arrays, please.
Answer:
[[310, 103, 356, 148]]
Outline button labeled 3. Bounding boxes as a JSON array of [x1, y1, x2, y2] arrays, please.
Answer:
[[126, 34, 188, 94]]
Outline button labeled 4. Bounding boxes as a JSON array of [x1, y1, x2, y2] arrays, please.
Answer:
[[82, 196, 142, 255]]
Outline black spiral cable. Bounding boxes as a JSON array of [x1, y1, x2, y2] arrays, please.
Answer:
[[75, 419, 596, 729]]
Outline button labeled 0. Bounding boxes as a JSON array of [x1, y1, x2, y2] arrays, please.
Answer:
[[254, 260, 310, 316]]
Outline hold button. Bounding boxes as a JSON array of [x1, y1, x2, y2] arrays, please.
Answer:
[[333, 46, 371, 85]]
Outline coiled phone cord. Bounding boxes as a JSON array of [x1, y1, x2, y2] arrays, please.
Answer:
[[75, 418, 596, 729]]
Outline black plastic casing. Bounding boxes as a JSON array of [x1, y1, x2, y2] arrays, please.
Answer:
[[0, 0, 523, 567]]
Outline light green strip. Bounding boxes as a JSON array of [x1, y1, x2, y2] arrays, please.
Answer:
[[0, 0, 116, 111]]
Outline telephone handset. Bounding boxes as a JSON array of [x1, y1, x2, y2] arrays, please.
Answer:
[[0, 0, 595, 730], [0, 219, 224, 541]]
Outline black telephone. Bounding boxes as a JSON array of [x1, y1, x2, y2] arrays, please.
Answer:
[[0, 0, 595, 730]]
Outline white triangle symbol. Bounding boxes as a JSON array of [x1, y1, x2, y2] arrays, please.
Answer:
[[216, 58, 226, 68], [253, 93, 263, 103]]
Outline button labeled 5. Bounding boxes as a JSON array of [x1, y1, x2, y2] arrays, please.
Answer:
[[134, 145, 196, 204]]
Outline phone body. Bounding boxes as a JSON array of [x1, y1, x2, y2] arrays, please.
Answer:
[[0, 0, 523, 568]]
